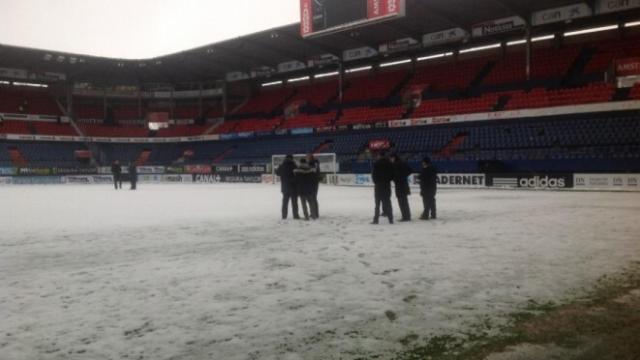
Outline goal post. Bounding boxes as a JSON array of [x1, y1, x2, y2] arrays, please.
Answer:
[[271, 153, 338, 184]]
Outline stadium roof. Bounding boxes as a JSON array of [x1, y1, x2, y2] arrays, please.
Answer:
[[0, 0, 637, 86]]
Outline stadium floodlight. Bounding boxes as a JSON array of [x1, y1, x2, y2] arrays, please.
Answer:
[[416, 52, 454, 62], [345, 65, 372, 74], [564, 24, 619, 37], [13, 82, 48, 88], [625, 21, 640, 28], [379, 59, 412, 68], [314, 71, 339, 79], [507, 35, 555, 46], [288, 76, 310, 83], [459, 43, 501, 54], [261, 80, 283, 87]]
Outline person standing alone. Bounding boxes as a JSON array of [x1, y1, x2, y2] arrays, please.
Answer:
[[111, 160, 122, 190], [276, 155, 300, 220], [390, 153, 413, 222], [129, 163, 138, 190], [419, 157, 438, 220], [371, 152, 394, 224]]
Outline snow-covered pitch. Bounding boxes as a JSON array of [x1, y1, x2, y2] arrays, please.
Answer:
[[2, 184, 640, 359]]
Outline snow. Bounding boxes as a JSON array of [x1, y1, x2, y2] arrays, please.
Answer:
[[1, 184, 640, 359]]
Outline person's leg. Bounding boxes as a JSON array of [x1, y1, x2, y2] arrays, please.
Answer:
[[282, 194, 290, 219], [292, 194, 300, 219], [430, 196, 437, 219], [384, 196, 394, 224], [309, 196, 319, 219], [301, 196, 310, 220], [398, 195, 410, 220], [114, 176, 118, 190], [372, 193, 381, 224], [421, 196, 429, 220]]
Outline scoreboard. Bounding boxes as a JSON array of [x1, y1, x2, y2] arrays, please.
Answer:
[[300, 0, 406, 38]]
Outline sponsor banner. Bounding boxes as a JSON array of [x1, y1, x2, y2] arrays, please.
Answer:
[[237, 132, 254, 138], [0, 177, 13, 185], [375, 121, 388, 129], [353, 124, 372, 130], [472, 16, 526, 37], [184, 164, 212, 174], [489, 174, 573, 189], [300, 0, 313, 37], [165, 166, 185, 174], [137, 166, 166, 174], [316, 126, 336, 133], [0, 167, 17, 175], [226, 71, 250, 82], [531, 3, 592, 26], [595, 0, 640, 14], [65, 175, 94, 184], [423, 28, 468, 47], [369, 139, 391, 151], [220, 133, 238, 140], [261, 174, 277, 184], [92, 175, 115, 184], [278, 60, 307, 73], [308, 53, 340, 67], [192, 174, 261, 183], [97, 167, 112, 174], [574, 174, 640, 190], [212, 164, 237, 174], [18, 168, 52, 176], [161, 174, 192, 183], [250, 66, 276, 79], [257, 131, 273, 137], [337, 125, 350, 132], [367, 0, 405, 18], [291, 127, 314, 135], [274, 129, 289, 136], [616, 58, 640, 77], [11, 176, 66, 185], [344, 46, 378, 62], [410, 173, 487, 188], [336, 174, 356, 186], [388, 119, 412, 128], [379, 37, 420, 54], [52, 167, 98, 175], [239, 165, 267, 174]]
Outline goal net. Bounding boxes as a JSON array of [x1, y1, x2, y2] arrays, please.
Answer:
[[271, 153, 338, 182]]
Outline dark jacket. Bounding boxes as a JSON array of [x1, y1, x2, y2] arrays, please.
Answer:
[[129, 164, 138, 181], [294, 163, 317, 197], [393, 160, 413, 197], [419, 165, 438, 197], [111, 164, 122, 176], [372, 157, 394, 197], [276, 159, 298, 195], [308, 159, 321, 190]]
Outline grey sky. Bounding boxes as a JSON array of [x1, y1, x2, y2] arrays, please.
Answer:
[[0, 0, 300, 59]]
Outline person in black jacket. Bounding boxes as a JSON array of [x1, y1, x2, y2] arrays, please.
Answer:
[[129, 163, 138, 190], [371, 152, 394, 224], [275, 155, 300, 220], [306, 153, 321, 218], [111, 160, 122, 190], [419, 157, 438, 220], [294, 158, 318, 220], [390, 153, 413, 222]]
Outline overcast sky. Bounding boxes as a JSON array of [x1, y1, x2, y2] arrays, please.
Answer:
[[0, 0, 300, 59]]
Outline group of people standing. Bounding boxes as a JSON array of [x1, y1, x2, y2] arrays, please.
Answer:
[[275, 154, 321, 220], [275, 152, 438, 224], [371, 152, 437, 224], [110, 160, 138, 190]]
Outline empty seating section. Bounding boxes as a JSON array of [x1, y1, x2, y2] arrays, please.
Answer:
[[78, 123, 150, 138], [505, 83, 615, 110], [0, 120, 32, 134], [155, 125, 208, 137], [32, 122, 78, 136], [339, 107, 404, 125], [288, 80, 338, 106], [234, 118, 281, 133], [0, 86, 60, 116], [4, 112, 637, 168], [485, 46, 579, 85], [237, 88, 294, 115], [413, 94, 500, 118], [631, 83, 640, 99], [409, 59, 486, 91], [342, 70, 406, 102], [584, 35, 640, 75], [281, 113, 335, 129]]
